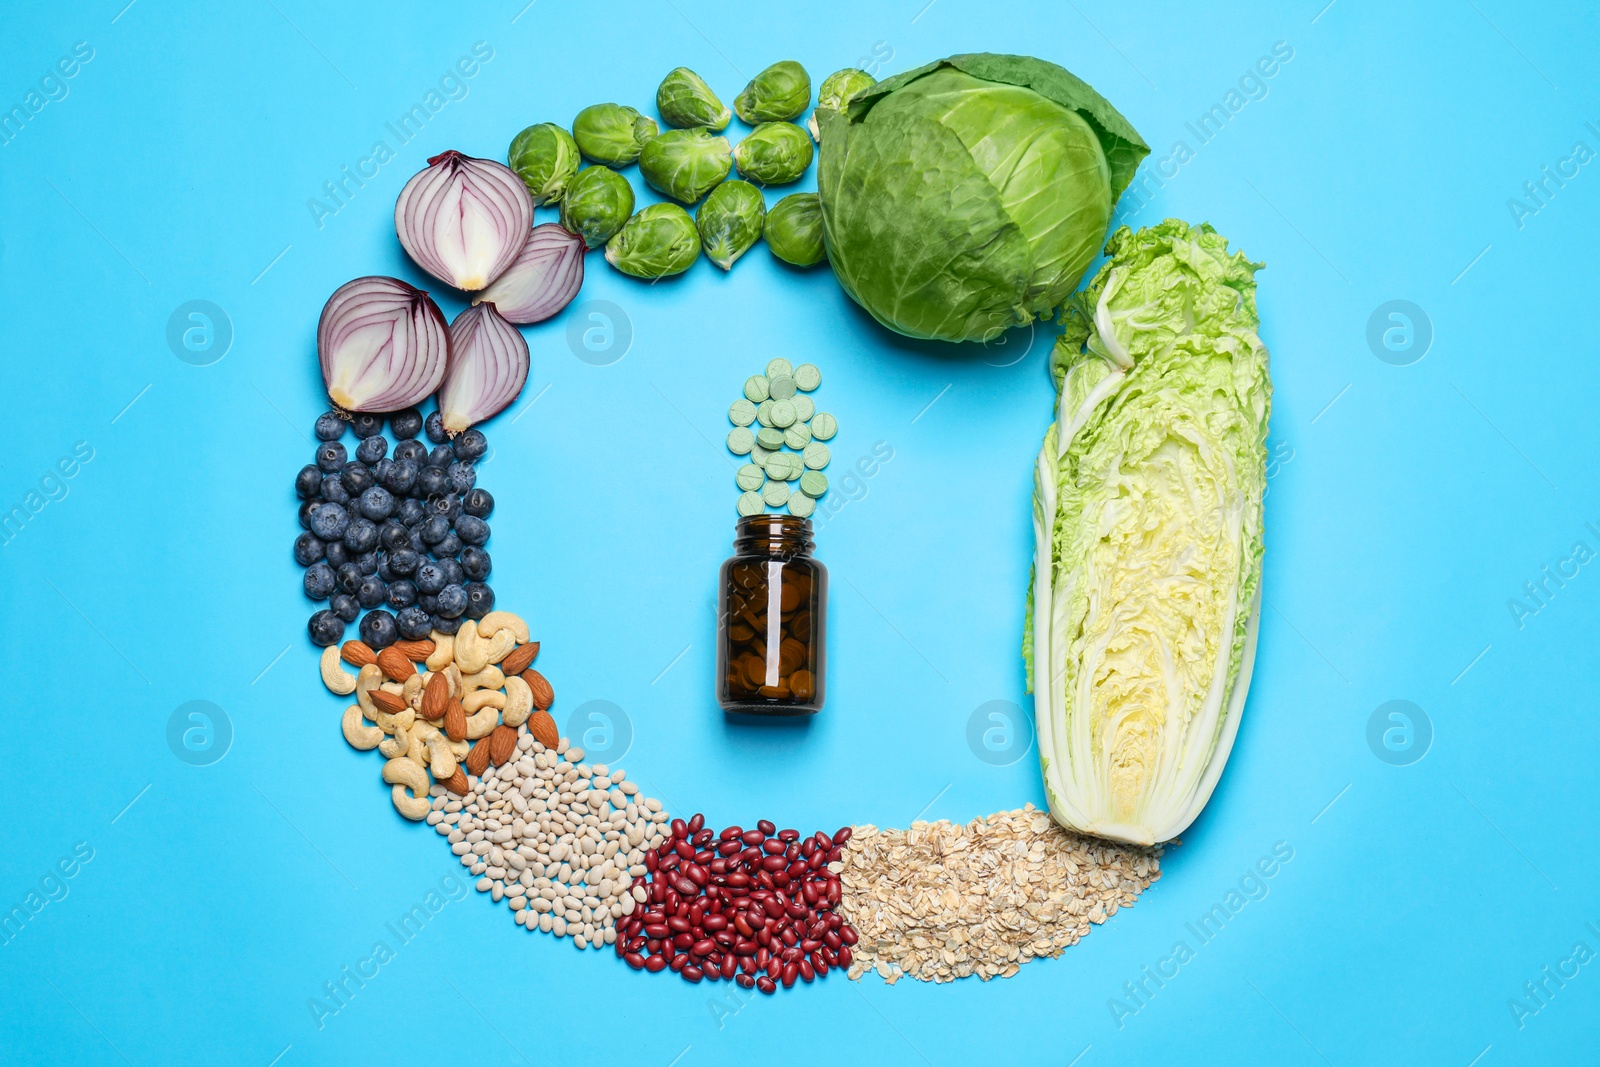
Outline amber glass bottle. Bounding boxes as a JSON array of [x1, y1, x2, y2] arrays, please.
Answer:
[[716, 515, 827, 714]]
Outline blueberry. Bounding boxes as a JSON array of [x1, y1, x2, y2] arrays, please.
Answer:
[[356, 574, 388, 609], [316, 440, 347, 472], [379, 521, 411, 553], [355, 434, 387, 465], [342, 517, 379, 554], [382, 458, 418, 496], [391, 408, 424, 440], [406, 529, 427, 554], [372, 457, 393, 486], [418, 515, 450, 545], [295, 464, 323, 499], [294, 532, 325, 566], [435, 583, 468, 619], [387, 548, 420, 576], [303, 562, 336, 600], [415, 561, 447, 594], [460, 545, 491, 581], [446, 461, 476, 493], [417, 592, 440, 614], [377, 555, 397, 582], [309, 502, 350, 541], [425, 444, 454, 469], [396, 605, 432, 640], [324, 541, 350, 569], [320, 473, 350, 505], [393, 439, 427, 464], [359, 610, 398, 649], [351, 412, 384, 438], [335, 562, 364, 594], [340, 463, 374, 496], [425, 411, 448, 443], [429, 493, 462, 524], [354, 550, 379, 576], [456, 515, 489, 546], [357, 486, 395, 522], [386, 579, 417, 610], [452, 428, 488, 461], [433, 532, 463, 559], [431, 613, 462, 635], [309, 609, 345, 646], [464, 582, 495, 619], [416, 465, 449, 498], [462, 488, 494, 518], [330, 593, 360, 622], [315, 412, 346, 441], [439, 558, 465, 587], [397, 497, 426, 526], [298, 499, 319, 530]]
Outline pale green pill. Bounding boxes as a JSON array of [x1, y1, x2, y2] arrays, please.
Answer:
[[764, 452, 793, 480], [755, 399, 776, 427], [744, 375, 770, 402], [736, 463, 765, 491], [737, 491, 765, 516], [803, 442, 830, 470], [770, 400, 796, 428], [762, 480, 790, 506], [751, 443, 774, 468], [800, 471, 828, 498], [756, 427, 786, 451], [729, 399, 757, 426], [727, 427, 755, 455], [783, 456, 803, 482], [787, 493, 815, 517], [768, 376, 797, 400], [784, 422, 812, 450], [793, 364, 821, 391], [765, 358, 793, 379], [791, 395, 814, 422], [809, 412, 837, 440]]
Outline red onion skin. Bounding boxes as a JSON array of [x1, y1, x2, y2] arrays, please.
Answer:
[[474, 223, 585, 324], [438, 302, 529, 433], [395, 151, 533, 292], [317, 276, 448, 413]]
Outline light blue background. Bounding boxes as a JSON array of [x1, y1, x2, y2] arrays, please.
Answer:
[[2, 1, 1597, 1063]]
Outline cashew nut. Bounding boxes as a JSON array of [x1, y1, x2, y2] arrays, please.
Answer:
[[402, 673, 425, 708], [427, 737, 457, 780], [465, 707, 500, 739], [444, 663, 463, 698], [462, 689, 506, 714], [447, 737, 471, 759], [341, 705, 382, 750], [354, 664, 385, 720], [478, 610, 529, 644], [482, 629, 517, 667], [405, 728, 428, 767], [378, 731, 407, 759], [390, 784, 431, 820], [461, 665, 505, 693], [321, 646, 359, 695], [502, 675, 533, 728], [453, 620, 488, 674], [383, 756, 432, 820], [425, 633, 454, 672]]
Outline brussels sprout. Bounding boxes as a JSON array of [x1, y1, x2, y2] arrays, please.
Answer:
[[733, 122, 814, 186], [808, 68, 876, 140], [638, 127, 733, 204], [508, 122, 582, 204], [559, 166, 636, 249], [571, 103, 658, 166], [734, 60, 811, 124], [657, 67, 731, 131], [605, 203, 701, 279], [696, 180, 766, 270], [764, 192, 825, 267]]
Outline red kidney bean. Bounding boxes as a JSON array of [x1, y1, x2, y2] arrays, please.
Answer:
[[666, 917, 690, 933], [783, 843, 800, 861], [823, 930, 841, 951], [733, 914, 756, 937], [674, 839, 695, 860], [821, 947, 837, 966], [694, 850, 715, 866], [827, 881, 841, 908], [755, 928, 771, 947], [812, 954, 828, 976], [650, 881, 665, 904], [781, 928, 799, 947], [726, 871, 751, 888], [760, 855, 786, 872], [757, 820, 777, 835], [736, 974, 755, 989], [709, 858, 728, 876], [766, 956, 782, 980], [693, 831, 713, 849], [674, 933, 696, 950], [703, 915, 728, 932], [740, 846, 764, 864], [624, 952, 645, 969], [813, 831, 832, 850], [646, 923, 672, 938], [761, 839, 785, 856], [741, 829, 766, 846], [721, 954, 738, 979], [781, 962, 798, 987], [807, 918, 828, 939], [693, 938, 716, 957], [840, 925, 858, 946], [647, 938, 663, 955], [735, 939, 758, 955], [778, 828, 799, 842], [644, 851, 658, 872], [771, 872, 790, 889], [801, 939, 822, 954], [644, 954, 667, 972], [682, 965, 703, 983], [785, 861, 808, 880], [756, 976, 776, 994], [721, 825, 744, 841], [756, 871, 777, 891], [786, 901, 808, 920], [756, 946, 772, 967], [807, 851, 826, 872], [713, 930, 736, 948], [687, 813, 705, 834], [837, 946, 853, 968], [717, 840, 742, 857], [671, 819, 688, 838], [781, 945, 802, 963], [833, 827, 852, 846], [799, 959, 815, 982], [672, 876, 698, 896], [669, 955, 687, 973]]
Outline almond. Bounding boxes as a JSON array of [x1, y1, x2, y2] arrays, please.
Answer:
[[444, 699, 467, 743], [422, 671, 450, 719], [391, 638, 436, 662], [488, 724, 517, 766], [501, 641, 540, 676], [522, 668, 554, 711], [376, 647, 416, 682], [370, 689, 409, 714], [341, 640, 377, 667], [465, 738, 492, 777], [528, 709, 559, 751], [443, 768, 469, 795]]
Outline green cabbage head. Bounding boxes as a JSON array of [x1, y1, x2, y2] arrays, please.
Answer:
[[1027, 220, 1270, 845], [817, 54, 1148, 344]]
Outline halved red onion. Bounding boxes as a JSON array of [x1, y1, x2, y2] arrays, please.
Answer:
[[437, 303, 530, 433], [318, 276, 449, 413], [473, 223, 585, 324], [395, 151, 533, 291]]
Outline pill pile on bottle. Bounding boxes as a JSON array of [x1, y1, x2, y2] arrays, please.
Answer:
[[725, 358, 836, 517]]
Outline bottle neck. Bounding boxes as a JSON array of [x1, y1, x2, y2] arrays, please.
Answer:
[[733, 515, 814, 558]]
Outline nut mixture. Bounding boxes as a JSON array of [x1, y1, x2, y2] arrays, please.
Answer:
[[835, 805, 1162, 984]]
